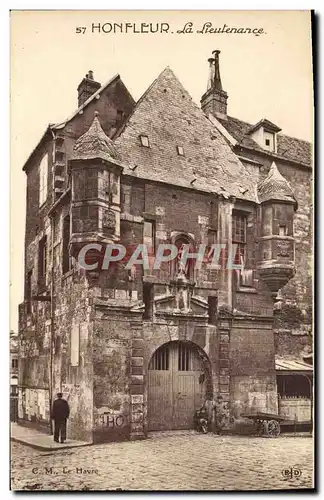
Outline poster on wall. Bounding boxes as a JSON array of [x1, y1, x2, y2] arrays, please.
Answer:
[[10, 9, 314, 492]]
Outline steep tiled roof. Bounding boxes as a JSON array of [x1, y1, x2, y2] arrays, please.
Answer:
[[276, 134, 312, 167], [114, 68, 257, 202], [218, 116, 311, 167], [257, 161, 297, 207], [71, 113, 120, 163], [248, 118, 281, 134]]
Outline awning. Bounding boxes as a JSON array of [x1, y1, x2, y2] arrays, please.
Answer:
[[275, 357, 313, 375]]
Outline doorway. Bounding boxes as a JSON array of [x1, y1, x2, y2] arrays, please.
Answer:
[[147, 341, 207, 431]]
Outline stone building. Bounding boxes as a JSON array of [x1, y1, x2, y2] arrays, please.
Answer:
[[10, 330, 19, 422], [10, 330, 19, 394], [18, 52, 313, 442]]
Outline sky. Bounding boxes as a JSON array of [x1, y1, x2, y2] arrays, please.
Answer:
[[10, 10, 313, 331]]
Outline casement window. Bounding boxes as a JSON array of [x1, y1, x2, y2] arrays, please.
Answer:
[[264, 132, 275, 152], [11, 385, 18, 395], [39, 153, 48, 206], [143, 219, 156, 254], [207, 229, 217, 261], [209, 200, 218, 230], [62, 215, 71, 274], [143, 283, 153, 320], [233, 211, 254, 288], [11, 358, 18, 369], [26, 270, 32, 313], [208, 296, 217, 325], [38, 236, 47, 286], [240, 269, 254, 288], [279, 225, 287, 236], [232, 212, 247, 266]]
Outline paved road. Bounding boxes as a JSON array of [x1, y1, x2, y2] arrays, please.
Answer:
[[11, 431, 314, 491]]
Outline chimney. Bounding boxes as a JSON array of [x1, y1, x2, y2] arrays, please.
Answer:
[[77, 70, 101, 107], [201, 50, 228, 119]]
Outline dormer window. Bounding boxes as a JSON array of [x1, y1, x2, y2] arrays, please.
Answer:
[[247, 118, 281, 154], [176, 146, 184, 156], [140, 135, 150, 148], [264, 132, 275, 152]]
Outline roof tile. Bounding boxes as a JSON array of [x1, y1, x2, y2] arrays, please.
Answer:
[[114, 68, 257, 202], [257, 161, 297, 206], [71, 113, 119, 162], [218, 116, 311, 167]]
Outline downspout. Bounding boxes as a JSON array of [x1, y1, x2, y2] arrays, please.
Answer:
[[296, 373, 312, 431], [303, 373, 313, 433], [48, 214, 55, 435], [49, 127, 56, 434]]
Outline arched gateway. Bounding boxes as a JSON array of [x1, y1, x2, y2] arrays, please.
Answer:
[[148, 341, 211, 431]]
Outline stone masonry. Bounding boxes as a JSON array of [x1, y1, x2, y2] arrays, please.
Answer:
[[18, 54, 312, 443]]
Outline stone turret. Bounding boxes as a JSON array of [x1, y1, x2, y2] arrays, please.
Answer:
[[257, 161, 297, 295], [69, 112, 123, 264]]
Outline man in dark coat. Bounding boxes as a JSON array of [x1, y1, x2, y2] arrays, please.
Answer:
[[51, 392, 70, 443]]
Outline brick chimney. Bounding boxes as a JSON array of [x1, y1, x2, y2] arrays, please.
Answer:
[[201, 50, 228, 119], [77, 70, 101, 107]]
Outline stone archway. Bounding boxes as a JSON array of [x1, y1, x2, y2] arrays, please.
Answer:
[[147, 340, 212, 431]]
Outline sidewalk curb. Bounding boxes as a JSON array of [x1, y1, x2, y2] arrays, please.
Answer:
[[280, 434, 313, 438], [11, 436, 93, 452]]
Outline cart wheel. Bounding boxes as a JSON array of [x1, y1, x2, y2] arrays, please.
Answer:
[[267, 419, 280, 437]]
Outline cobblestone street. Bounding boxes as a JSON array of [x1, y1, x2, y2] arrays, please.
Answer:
[[11, 432, 314, 491]]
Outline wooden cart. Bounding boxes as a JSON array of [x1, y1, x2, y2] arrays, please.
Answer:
[[241, 412, 287, 437]]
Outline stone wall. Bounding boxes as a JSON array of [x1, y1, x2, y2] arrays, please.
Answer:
[[229, 317, 277, 416], [92, 307, 133, 442], [53, 270, 94, 442], [278, 397, 311, 422]]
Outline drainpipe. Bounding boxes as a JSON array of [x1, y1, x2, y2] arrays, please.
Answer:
[[48, 215, 55, 435], [304, 374, 313, 433], [49, 127, 56, 435]]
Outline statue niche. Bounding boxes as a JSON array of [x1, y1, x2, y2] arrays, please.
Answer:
[[174, 236, 194, 281], [172, 235, 195, 312]]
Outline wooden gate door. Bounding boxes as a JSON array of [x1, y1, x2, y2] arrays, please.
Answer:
[[148, 342, 206, 431]]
